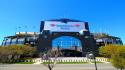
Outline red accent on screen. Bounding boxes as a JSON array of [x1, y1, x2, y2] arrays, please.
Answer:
[[50, 24, 56, 27], [75, 24, 80, 27]]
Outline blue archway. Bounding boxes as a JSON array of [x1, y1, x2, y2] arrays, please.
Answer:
[[52, 36, 82, 49]]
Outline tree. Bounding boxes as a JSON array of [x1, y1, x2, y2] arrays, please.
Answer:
[[0, 47, 13, 62], [111, 46, 125, 70], [99, 44, 125, 70], [0, 44, 36, 63], [99, 44, 119, 58], [41, 49, 62, 70], [21, 45, 36, 58], [8, 45, 23, 60]]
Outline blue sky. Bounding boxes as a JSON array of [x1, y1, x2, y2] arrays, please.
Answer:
[[0, 0, 125, 44]]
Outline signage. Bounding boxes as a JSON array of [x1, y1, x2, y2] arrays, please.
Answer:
[[16, 32, 38, 35], [44, 21, 85, 32]]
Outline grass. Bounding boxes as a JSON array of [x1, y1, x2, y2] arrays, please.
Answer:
[[0, 62, 34, 64], [91, 61, 103, 63], [42, 62, 88, 64], [42, 61, 104, 64], [57, 62, 88, 64], [15, 62, 34, 64], [43, 62, 54, 64]]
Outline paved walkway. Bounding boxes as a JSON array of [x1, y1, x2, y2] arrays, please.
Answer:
[[0, 63, 122, 70]]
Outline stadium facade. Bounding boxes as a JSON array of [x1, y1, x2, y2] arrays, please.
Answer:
[[1, 19, 123, 56]]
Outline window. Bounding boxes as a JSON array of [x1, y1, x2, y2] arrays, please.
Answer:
[[11, 38, 17, 45], [6, 38, 11, 45], [18, 38, 25, 44], [52, 36, 82, 49]]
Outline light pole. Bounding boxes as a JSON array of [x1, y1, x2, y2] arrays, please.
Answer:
[[87, 51, 97, 70], [93, 52, 97, 70]]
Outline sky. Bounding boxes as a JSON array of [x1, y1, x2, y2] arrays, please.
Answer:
[[0, 0, 125, 44]]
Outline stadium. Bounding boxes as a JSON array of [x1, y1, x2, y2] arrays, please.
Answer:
[[1, 18, 123, 57]]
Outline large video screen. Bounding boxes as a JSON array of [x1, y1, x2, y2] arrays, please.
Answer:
[[44, 21, 85, 32]]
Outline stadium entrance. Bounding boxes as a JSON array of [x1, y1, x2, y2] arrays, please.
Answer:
[[37, 18, 96, 57], [52, 36, 82, 50]]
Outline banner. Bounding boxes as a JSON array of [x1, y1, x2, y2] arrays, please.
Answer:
[[44, 21, 85, 32]]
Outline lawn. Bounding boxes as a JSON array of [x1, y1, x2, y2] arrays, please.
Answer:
[[91, 61, 103, 63], [0, 62, 34, 64], [42, 61, 104, 64], [57, 62, 88, 64], [42, 62, 88, 64], [14, 62, 34, 64]]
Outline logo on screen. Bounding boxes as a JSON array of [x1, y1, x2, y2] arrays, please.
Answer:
[[50, 24, 56, 27], [75, 24, 80, 27]]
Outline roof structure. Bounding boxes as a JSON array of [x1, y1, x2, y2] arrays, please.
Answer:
[[46, 18, 83, 23]]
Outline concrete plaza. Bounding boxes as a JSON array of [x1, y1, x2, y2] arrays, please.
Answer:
[[0, 63, 123, 70]]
